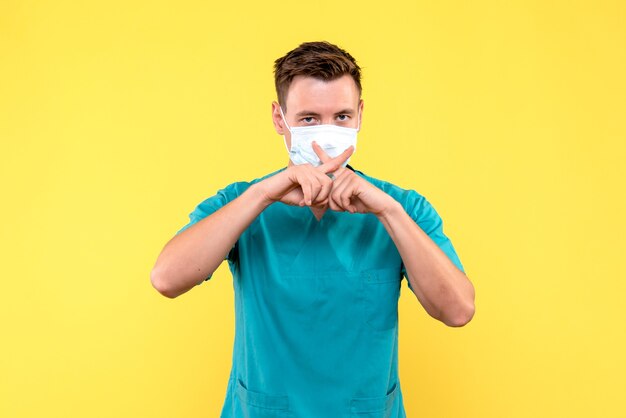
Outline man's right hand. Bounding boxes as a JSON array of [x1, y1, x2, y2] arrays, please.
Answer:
[[259, 143, 354, 208], [151, 143, 353, 298]]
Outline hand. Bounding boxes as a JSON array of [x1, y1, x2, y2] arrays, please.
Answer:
[[259, 145, 355, 208], [312, 142, 396, 216]]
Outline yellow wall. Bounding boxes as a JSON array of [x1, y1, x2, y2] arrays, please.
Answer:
[[1, 1, 624, 417]]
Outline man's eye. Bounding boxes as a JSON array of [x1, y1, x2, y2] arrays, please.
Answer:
[[337, 115, 349, 121], [302, 117, 314, 123]]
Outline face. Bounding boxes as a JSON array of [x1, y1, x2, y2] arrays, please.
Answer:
[[271, 74, 364, 166]]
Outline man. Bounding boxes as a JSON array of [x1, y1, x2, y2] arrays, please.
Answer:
[[151, 41, 475, 418]]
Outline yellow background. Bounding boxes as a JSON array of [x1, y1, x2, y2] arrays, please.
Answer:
[[1, 1, 625, 417]]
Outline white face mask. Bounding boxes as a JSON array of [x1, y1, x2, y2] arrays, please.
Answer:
[[279, 105, 360, 167]]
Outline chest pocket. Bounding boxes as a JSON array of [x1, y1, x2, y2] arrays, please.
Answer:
[[235, 378, 293, 418], [362, 268, 403, 331]]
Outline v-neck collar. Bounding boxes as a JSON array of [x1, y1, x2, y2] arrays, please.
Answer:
[[309, 207, 329, 223]]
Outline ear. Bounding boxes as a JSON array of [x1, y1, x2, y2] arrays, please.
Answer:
[[357, 98, 364, 130], [271, 101, 287, 135]]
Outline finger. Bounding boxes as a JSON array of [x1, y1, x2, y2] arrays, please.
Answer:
[[330, 167, 352, 189], [297, 171, 313, 206], [287, 165, 309, 206], [304, 166, 327, 204], [306, 178, 314, 206], [322, 145, 354, 173], [305, 170, 324, 206], [312, 169, 333, 203], [311, 141, 332, 164], [318, 145, 354, 174], [328, 195, 342, 211], [329, 180, 347, 212], [317, 198, 330, 207], [330, 173, 353, 212], [311, 141, 347, 179], [309, 174, 323, 204], [327, 165, 347, 179], [340, 181, 355, 211], [351, 201, 366, 213], [331, 169, 357, 210], [335, 172, 357, 210], [280, 187, 304, 206]]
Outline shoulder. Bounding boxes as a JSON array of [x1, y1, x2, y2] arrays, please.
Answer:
[[177, 167, 288, 234], [214, 166, 288, 199], [352, 166, 454, 239]]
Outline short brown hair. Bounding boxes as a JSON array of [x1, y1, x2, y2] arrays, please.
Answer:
[[273, 41, 362, 112]]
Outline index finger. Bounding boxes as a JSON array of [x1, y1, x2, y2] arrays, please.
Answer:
[[318, 145, 354, 174], [311, 141, 332, 164]]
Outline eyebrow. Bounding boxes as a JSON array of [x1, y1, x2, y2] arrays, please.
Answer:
[[294, 109, 355, 117]]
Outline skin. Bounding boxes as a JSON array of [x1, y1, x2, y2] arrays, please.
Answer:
[[151, 74, 475, 327], [269, 74, 364, 220]]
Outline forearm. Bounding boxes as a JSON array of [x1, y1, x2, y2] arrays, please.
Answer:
[[151, 182, 272, 298], [377, 201, 475, 327]]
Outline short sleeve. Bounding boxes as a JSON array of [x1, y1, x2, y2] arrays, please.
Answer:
[[400, 192, 466, 291], [175, 183, 241, 285]]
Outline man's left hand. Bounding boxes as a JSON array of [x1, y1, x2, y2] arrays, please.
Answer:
[[312, 141, 397, 216]]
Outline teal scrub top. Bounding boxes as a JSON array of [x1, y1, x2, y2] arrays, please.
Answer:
[[176, 165, 465, 418]]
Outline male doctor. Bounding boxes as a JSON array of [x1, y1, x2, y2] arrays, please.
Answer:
[[151, 40, 475, 418]]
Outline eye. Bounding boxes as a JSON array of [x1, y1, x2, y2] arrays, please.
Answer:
[[337, 114, 349, 121], [301, 117, 315, 124]]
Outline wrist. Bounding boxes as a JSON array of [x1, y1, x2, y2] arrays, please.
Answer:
[[247, 182, 276, 209], [376, 198, 403, 221]]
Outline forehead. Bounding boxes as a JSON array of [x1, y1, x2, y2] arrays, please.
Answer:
[[284, 74, 359, 113]]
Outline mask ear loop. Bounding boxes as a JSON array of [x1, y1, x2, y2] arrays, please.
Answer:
[[278, 105, 293, 132], [278, 105, 292, 152]]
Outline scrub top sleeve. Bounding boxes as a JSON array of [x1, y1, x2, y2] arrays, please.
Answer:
[[401, 193, 466, 291], [175, 183, 241, 285]]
